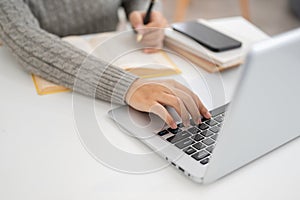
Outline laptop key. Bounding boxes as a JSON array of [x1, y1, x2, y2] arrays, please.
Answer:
[[210, 126, 220, 133], [189, 119, 196, 126], [211, 134, 218, 140], [188, 127, 201, 134], [192, 150, 209, 161], [200, 130, 213, 137], [200, 157, 210, 165], [184, 147, 196, 155], [177, 123, 184, 128], [214, 116, 224, 122], [202, 138, 215, 146], [158, 129, 169, 136], [168, 127, 182, 134], [198, 123, 209, 130], [191, 134, 204, 142], [193, 142, 206, 150], [167, 131, 191, 144], [175, 138, 194, 149], [201, 117, 210, 122], [206, 119, 218, 126], [206, 145, 215, 153]]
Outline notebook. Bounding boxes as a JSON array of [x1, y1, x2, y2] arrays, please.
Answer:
[[31, 75, 70, 95], [164, 17, 270, 72]]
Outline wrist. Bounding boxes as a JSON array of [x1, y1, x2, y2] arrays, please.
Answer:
[[125, 78, 142, 104]]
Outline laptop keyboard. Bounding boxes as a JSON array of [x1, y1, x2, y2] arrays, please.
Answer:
[[157, 104, 228, 166]]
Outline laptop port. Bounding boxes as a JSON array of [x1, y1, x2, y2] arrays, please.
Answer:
[[178, 166, 185, 173]]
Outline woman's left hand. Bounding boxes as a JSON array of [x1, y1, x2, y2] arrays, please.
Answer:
[[129, 11, 168, 53]]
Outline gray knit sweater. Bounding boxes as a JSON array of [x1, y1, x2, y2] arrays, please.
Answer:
[[0, 0, 149, 104]]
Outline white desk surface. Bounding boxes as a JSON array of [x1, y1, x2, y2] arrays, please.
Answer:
[[0, 46, 299, 200]]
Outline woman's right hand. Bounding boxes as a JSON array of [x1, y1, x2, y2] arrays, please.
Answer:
[[129, 10, 168, 53], [125, 79, 211, 129]]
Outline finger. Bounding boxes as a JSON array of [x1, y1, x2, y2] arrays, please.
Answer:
[[142, 39, 163, 52], [139, 25, 164, 47], [129, 11, 144, 29], [143, 48, 160, 53], [141, 32, 164, 51], [157, 93, 190, 127], [150, 103, 177, 129], [142, 36, 163, 47], [172, 81, 211, 119], [172, 88, 201, 124], [146, 20, 167, 29], [142, 29, 164, 40], [145, 11, 168, 28], [142, 30, 164, 43]]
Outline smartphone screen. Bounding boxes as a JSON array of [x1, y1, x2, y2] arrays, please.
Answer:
[[172, 21, 242, 52]]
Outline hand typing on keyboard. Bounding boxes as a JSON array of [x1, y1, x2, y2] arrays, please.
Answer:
[[158, 106, 227, 165], [125, 79, 211, 129]]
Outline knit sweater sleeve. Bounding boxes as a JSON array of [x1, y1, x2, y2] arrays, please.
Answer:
[[0, 0, 138, 105]]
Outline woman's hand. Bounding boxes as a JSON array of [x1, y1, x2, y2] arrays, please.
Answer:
[[125, 79, 211, 129], [129, 11, 168, 53]]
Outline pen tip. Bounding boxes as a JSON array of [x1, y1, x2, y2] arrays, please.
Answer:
[[136, 34, 143, 42]]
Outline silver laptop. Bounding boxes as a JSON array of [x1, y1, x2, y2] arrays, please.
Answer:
[[108, 28, 300, 184]]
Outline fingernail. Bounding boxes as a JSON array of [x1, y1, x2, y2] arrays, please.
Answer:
[[170, 122, 177, 129], [206, 111, 211, 118], [197, 118, 201, 124]]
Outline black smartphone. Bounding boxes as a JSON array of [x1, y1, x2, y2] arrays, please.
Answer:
[[172, 21, 242, 52]]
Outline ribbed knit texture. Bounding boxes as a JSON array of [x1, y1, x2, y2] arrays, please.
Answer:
[[0, 0, 149, 104]]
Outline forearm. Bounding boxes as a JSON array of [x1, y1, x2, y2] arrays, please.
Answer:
[[0, 0, 138, 104]]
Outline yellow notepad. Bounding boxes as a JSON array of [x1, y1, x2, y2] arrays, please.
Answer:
[[32, 32, 181, 95], [32, 75, 70, 95]]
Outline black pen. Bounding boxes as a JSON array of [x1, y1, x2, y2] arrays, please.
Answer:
[[137, 0, 156, 42], [144, 0, 156, 24]]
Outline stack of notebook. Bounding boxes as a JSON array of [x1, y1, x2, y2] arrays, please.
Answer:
[[164, 17, 270, 73]]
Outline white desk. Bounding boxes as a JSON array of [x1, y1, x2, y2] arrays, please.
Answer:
[[0, 46, 299, 200]]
